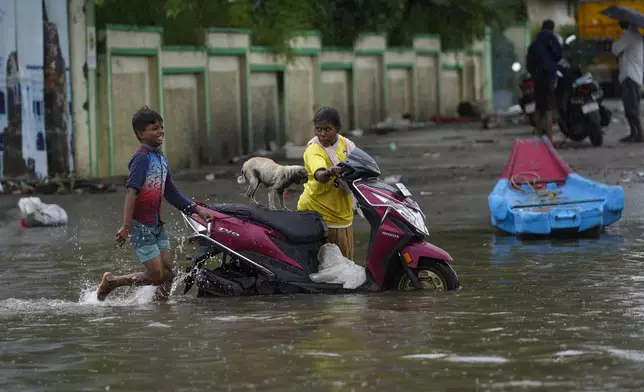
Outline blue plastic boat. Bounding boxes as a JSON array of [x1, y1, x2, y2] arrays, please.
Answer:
[[488, 136, 624, 236]]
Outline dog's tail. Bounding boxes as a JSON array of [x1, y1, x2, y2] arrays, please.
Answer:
[[236, 170, 247, 184]]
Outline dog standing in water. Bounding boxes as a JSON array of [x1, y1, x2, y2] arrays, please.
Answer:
[[237, 157, 308, 210]]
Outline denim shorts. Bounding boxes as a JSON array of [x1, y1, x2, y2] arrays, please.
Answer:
[[130, 220, 171, 263]]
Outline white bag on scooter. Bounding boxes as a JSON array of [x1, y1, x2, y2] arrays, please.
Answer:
[[309, 243, 367, 289], [18, 197, 68, 227]]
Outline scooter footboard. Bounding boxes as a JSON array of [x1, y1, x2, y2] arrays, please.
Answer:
[[400, 240, 453, 269]]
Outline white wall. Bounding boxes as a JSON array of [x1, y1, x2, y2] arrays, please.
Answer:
[[527, 0, 576, 27]]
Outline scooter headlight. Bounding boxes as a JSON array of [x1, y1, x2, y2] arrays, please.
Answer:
[[373, 194, 429, 236], [384, 201, 428, 236]]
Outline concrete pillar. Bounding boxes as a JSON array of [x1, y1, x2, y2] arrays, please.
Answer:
[[67, 0, 86, 177], [67, 0, 95, 178]]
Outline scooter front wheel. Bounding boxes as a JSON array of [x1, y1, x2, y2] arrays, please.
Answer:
[[395, 258, 460, 291]]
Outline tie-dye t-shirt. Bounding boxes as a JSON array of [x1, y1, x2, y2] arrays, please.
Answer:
[[125, 144, 196, 225]]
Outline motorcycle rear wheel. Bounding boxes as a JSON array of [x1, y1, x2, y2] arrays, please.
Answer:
[[586, 112, 603, 147], [527, 113, 536, 127], [519, 101, 537, 127], [395, 258, 460, 291]]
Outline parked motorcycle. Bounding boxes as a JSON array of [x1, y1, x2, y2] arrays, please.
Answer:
[[513, 63, 537, 127], [180, 147, 460, 297], [512, 35, 611, 145], [556, 35, 612, 146]]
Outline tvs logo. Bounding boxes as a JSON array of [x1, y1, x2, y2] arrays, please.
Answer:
[[218, 227, 240, 237]]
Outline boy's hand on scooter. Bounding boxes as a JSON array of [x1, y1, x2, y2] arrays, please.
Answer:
[[195, 206, 213, 222], [115, 225, 130, 247]]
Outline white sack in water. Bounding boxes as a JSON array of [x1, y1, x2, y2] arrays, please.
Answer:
[[18, 197, 68, 227], [309, 243, 367, 289]]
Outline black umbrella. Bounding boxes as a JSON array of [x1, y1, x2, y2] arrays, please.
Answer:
[[601, 5, 644, 28]]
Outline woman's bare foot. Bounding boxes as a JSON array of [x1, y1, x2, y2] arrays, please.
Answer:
[[97, 272, 115, 301]]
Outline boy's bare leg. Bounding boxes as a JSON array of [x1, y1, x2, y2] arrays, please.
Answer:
[[156, 249, 174, 300], [97, 256, 166, 301]]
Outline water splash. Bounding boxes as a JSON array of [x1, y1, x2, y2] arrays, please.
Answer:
[[77, 278, 157, 306], [0, 297, 94, 316], [0, 271, 190, 316], [170, 269, 187, 296], [77, 269, 188, 306]]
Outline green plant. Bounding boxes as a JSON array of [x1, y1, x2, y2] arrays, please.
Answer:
[[95, 0, 523, 52]]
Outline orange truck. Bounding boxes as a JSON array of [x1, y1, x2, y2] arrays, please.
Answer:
[[577, 0, 644, 96]]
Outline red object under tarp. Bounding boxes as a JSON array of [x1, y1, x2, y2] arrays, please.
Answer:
[[500, 136, 573, 183]]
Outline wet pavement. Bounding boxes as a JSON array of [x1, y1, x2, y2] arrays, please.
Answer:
[[3, 120, 644, 391]]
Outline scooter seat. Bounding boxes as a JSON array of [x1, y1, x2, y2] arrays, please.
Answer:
[[210, 203, 328, 244]]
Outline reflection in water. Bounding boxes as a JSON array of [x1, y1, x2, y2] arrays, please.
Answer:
[[489, 230, 626, 266], [4, 205, 644, 390]]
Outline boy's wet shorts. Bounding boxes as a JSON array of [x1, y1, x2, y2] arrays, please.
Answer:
[[130, 220, 171, 263]]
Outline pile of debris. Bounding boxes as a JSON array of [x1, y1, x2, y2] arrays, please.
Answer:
[[1, 174, 117, 195], [367, 113, 432, 134]]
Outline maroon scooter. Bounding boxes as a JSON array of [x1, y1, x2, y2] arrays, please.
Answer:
[[181, 147, 460, 296]]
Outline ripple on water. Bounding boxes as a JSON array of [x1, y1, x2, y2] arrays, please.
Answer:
[[303, 352, 342, 358], [147, 322, 171, 328], [211, 315, 277, 322], [402, 353, 509, 364], [489, 380, 577, 389], [401, 353, 448, 360], [88, 316, 120, 323], [595, 346, 644, 362], [444, 355, 509, 364]]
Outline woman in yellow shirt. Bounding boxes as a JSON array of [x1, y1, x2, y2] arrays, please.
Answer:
[[298, 107, 357, 259]]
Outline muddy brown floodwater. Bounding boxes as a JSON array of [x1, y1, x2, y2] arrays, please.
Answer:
[[3, 122, 644, 391]]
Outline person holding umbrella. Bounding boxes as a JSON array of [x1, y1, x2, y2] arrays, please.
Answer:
[[603, 5, 644, 142], [612, 21, 643, 142]]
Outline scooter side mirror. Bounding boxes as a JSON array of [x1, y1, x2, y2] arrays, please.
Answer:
[[511, 62, 522, 73]]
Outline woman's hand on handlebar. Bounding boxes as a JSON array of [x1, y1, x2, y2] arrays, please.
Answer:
[[314, 166, 341, 183], [328, 166, 342, 177]]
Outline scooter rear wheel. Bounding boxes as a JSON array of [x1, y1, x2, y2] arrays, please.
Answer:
[[395, 259, 460, 291]]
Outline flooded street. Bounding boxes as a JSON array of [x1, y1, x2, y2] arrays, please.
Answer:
[[4, 123, 644, 391]]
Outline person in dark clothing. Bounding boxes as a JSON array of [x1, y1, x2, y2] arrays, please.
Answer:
[[527, 19, 563, 141]]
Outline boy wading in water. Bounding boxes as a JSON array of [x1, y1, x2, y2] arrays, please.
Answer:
[[96, 106, 212, 301]]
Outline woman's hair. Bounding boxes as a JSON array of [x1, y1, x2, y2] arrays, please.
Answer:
[[313, 106, 342, 129]]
